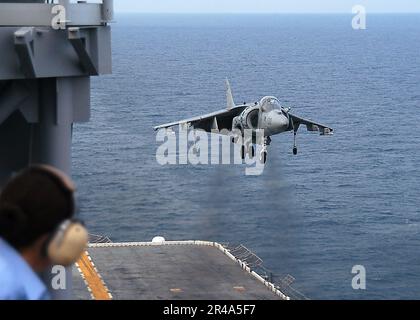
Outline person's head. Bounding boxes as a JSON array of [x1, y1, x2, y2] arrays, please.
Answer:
[[0, 165, 88, 272]]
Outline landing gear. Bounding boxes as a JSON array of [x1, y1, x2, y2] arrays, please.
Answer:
[[259, 136, 271, 164], [242, 135, 255, 160], [260, 150, 267, 164], [241, 143, 255, 159], [241, 145, 246, 160], [292, 131, 298, 156], [235, 133, 270, 164], [248, 145, 255, 158]]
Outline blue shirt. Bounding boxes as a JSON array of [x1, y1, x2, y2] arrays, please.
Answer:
[[0, 238, 50, 300]]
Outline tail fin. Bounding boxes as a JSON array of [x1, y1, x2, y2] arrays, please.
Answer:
[[226, 78, 235, 110]]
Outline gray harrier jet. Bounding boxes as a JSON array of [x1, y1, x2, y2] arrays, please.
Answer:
[[154, 80, 333, 163]]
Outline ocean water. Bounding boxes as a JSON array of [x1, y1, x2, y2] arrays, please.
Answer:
[[72, 14, 420, 300]]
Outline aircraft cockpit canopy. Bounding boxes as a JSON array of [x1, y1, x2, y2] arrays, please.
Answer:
[[260, 97, 281, 112]]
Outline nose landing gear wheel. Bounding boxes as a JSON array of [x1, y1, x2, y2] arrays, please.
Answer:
[[241, 145, 246, 160], [293, 147, 298, 155]]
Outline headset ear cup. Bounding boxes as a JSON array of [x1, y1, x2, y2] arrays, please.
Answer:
[[0, 203, 28, 243], [47, 222, 88, 266]]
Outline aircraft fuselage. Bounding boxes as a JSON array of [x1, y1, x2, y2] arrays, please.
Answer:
[[232, 97, 291, 137]]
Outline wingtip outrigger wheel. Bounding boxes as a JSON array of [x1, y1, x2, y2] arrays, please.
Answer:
[[293, 131, 298, 156]]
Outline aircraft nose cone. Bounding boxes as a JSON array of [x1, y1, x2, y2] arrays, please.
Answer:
[[270, 112, 289, 132]]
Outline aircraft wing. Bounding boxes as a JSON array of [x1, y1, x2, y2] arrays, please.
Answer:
[[289, 112, 334, 135], [154, 106, 247, 132]]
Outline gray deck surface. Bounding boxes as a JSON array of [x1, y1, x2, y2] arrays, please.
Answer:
[[72, 245, 283, 300], [72, 265, 92, 300]]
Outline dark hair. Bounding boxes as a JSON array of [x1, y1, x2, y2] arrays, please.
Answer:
[[0, 166, 75, 249]]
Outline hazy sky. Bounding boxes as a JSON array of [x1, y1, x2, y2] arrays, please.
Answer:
[[114, 0, 420, 13]]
